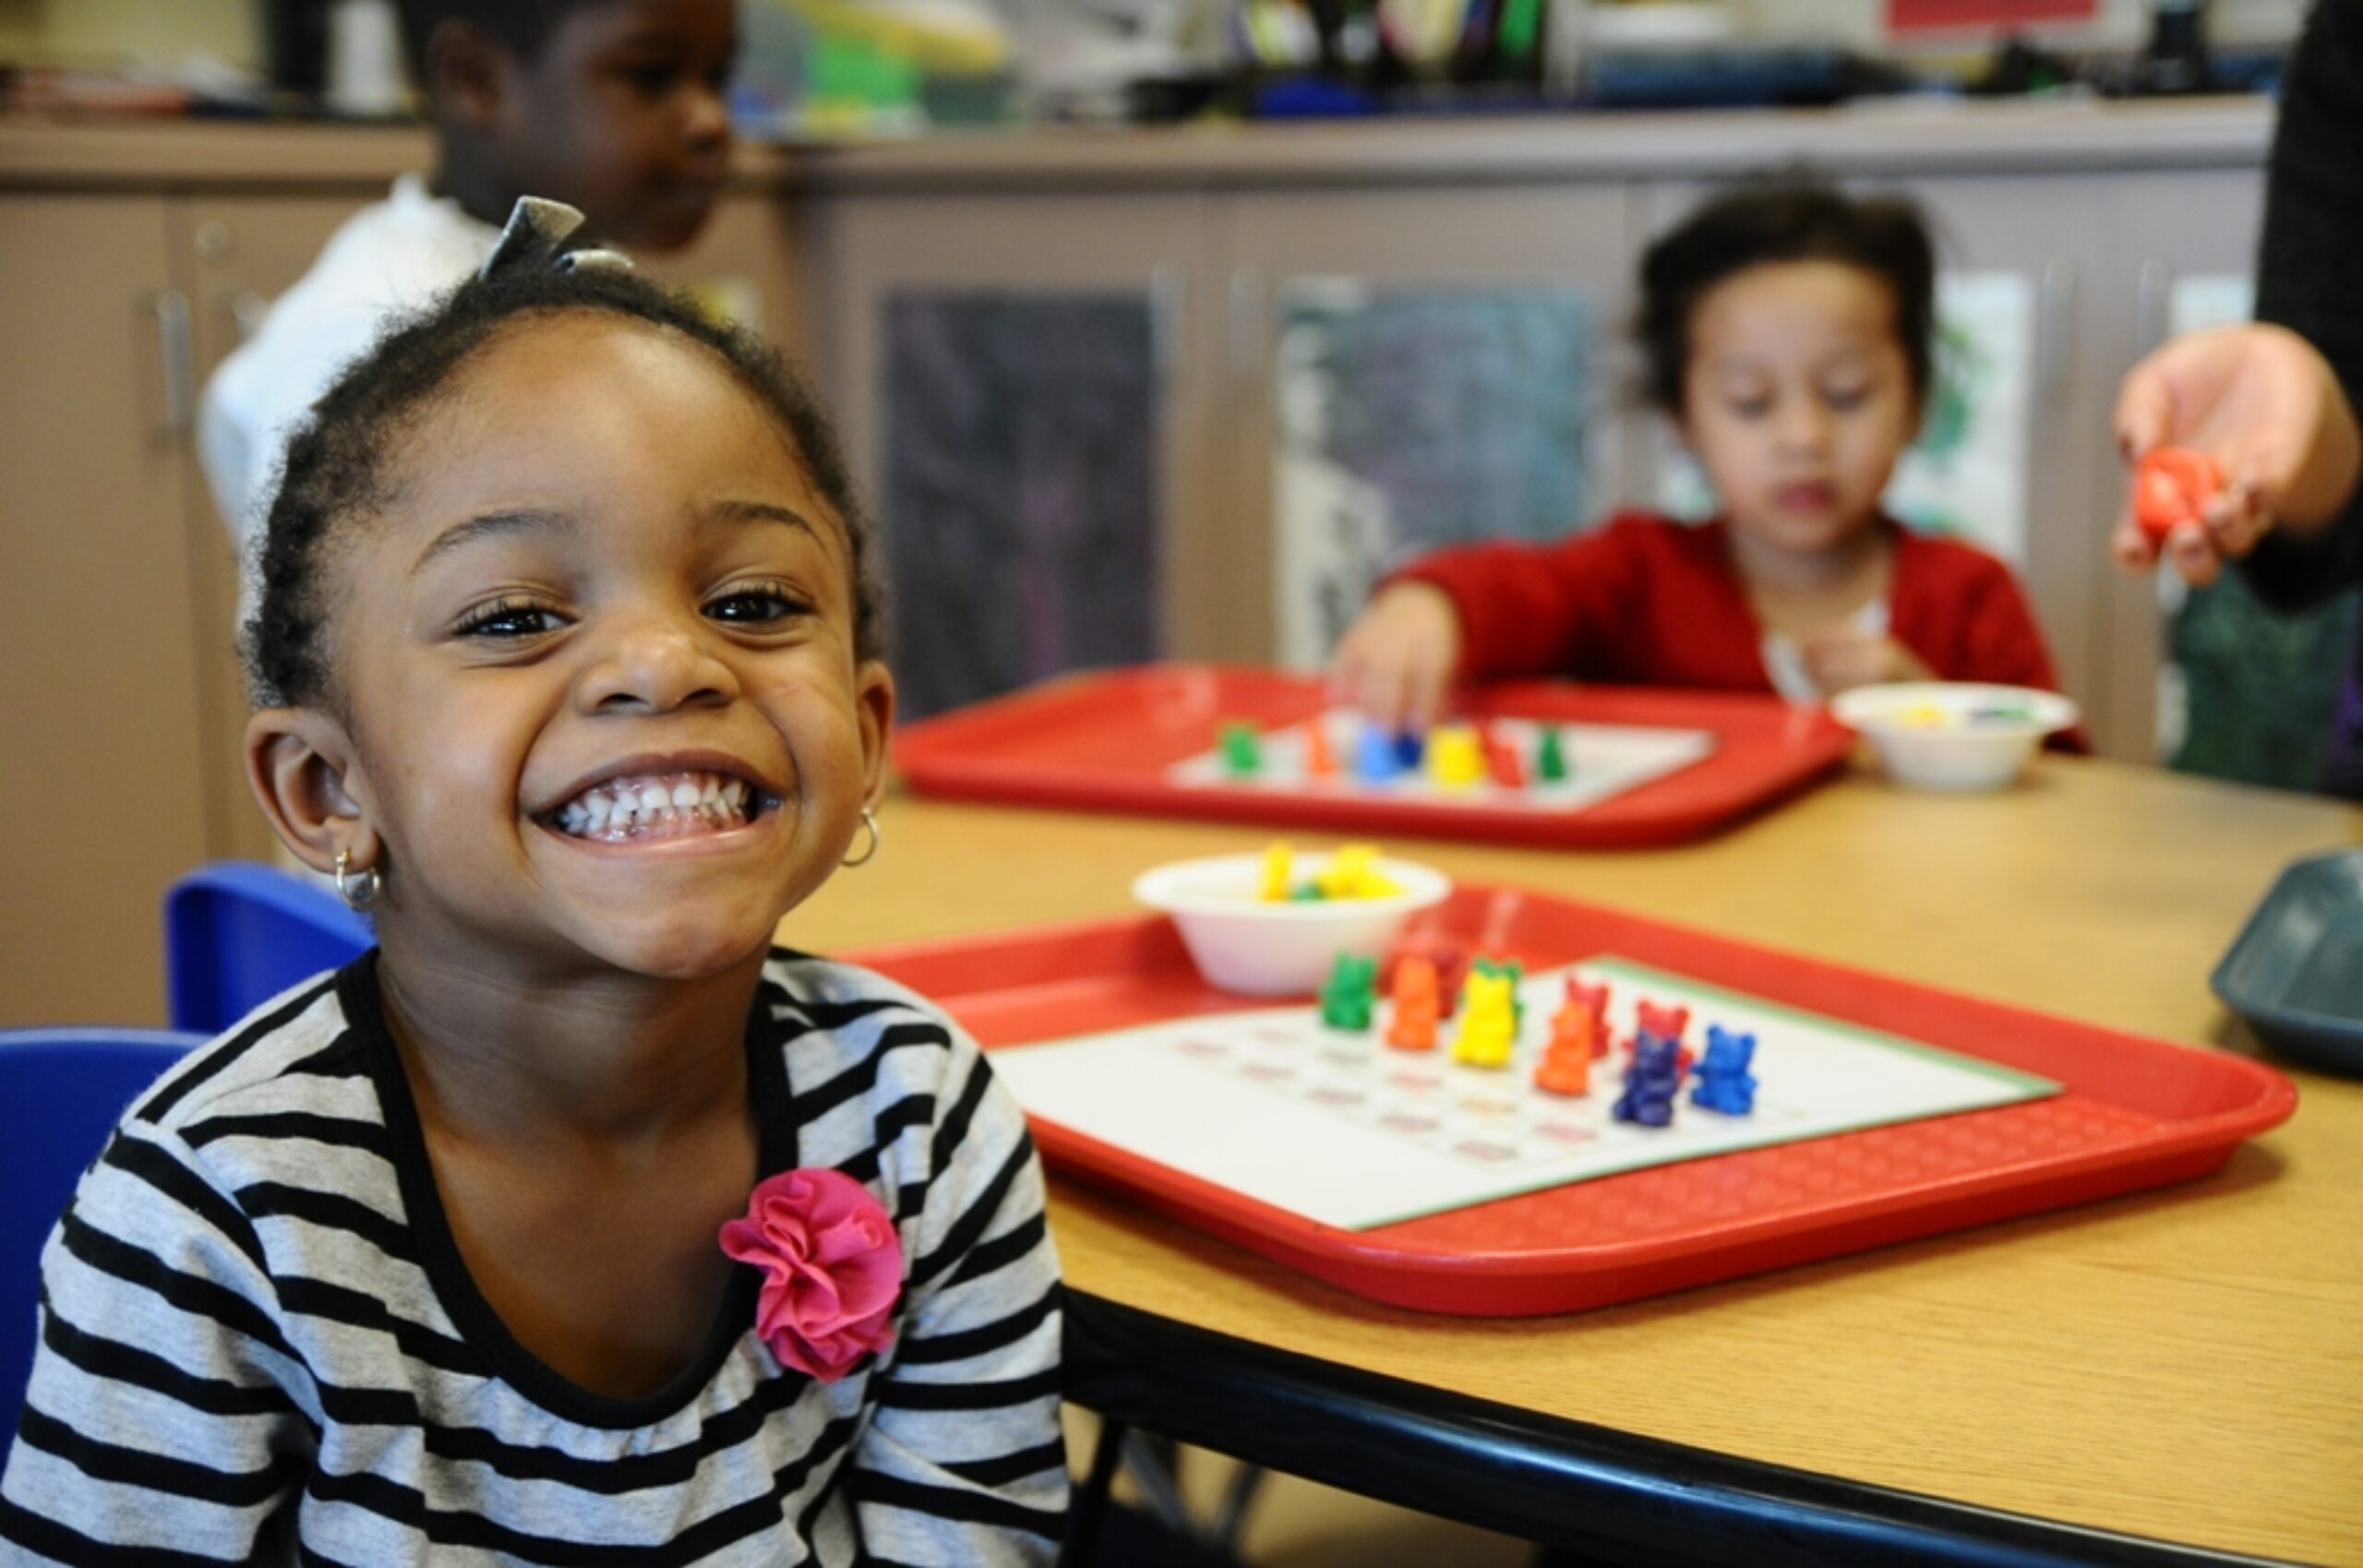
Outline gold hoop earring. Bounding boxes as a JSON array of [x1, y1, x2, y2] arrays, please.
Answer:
[[841, 807, 881, 868], [333, 847, 381, 911]]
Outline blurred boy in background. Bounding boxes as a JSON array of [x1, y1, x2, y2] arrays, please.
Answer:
[[202, 0, 736, 557]]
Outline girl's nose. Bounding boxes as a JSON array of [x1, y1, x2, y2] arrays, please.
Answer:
[[577, 614, 738, 714], [1776, 399, 1833, 454], [681, 85, 730, 150]]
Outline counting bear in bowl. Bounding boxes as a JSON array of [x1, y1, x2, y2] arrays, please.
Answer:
[[1829, 682, 2079, 792], [1133, 843, 1453, 996]]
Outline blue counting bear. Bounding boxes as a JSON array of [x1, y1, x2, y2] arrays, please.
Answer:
[[1690, 1024, 1758, 1116], [1354, 722, 1405, 783], [1612, 1032, 1684, 1129]]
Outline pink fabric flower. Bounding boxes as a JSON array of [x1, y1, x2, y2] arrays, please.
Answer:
[[718, 1168, 903, 1382]]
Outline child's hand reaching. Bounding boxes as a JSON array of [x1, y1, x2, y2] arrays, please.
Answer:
[[1801, 630, 1931, 695], [1330, 581, 1464, 734]]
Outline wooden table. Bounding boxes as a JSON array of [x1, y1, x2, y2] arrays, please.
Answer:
[[783, 757, 2363, 1567]]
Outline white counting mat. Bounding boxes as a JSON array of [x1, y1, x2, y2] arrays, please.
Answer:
[[991, 955, 2059, 1231]]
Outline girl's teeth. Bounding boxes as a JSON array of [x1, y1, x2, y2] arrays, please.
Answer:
[[553, 770, 759, 840]]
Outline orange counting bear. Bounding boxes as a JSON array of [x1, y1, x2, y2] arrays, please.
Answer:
[[2133, 447, 2225, 545], [1533, 1002, 1594, 1096], [1566, 978, 1612, 1058], [1386, 954, 1441, 1051], [1303, 722, 1337, 779]]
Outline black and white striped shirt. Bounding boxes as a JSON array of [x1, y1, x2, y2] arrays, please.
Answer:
[[1, 951, 1066, 1566]]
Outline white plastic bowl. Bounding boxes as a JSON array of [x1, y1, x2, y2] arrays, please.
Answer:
[[1132, 851, 1453, 996], [1829, 682, 2079, 792]]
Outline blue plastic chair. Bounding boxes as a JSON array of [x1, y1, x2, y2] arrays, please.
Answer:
[[164, 861, 373, 1035], [1, 1027, 203, 1464]]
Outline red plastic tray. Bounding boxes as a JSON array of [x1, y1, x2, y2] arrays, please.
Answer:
[[893, 664, 1854, 848], [850, 887, 2297, 1316]]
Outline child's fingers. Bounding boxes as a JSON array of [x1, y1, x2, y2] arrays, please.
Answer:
[[2163, 521, 2225, 586], [1326, 645, 1366, 706], [2107, 517, 2159, 573], [1354, 657, 1412, 735], [2201, 479, 2273, 557], [1402, 664, 1447, 736]]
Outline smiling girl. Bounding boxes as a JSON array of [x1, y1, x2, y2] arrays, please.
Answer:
[[1332, 178, 2075, 739], [1, 208, 1065, 1565]]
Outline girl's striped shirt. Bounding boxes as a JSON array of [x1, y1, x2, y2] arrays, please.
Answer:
[[0, 951, 1066, 1566]]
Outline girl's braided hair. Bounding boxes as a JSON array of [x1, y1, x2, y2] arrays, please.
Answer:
[[246, 252, 880, 710]]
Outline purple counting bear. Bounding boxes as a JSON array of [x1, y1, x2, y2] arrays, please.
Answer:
[[1690, 1024, 1758, 1116], [1612, 1032, 1684, 1129]]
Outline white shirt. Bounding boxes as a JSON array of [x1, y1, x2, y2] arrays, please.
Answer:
[[198, 175, 499, 569]]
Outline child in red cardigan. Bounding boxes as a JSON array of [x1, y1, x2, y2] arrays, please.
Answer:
[[1332, 180, 2075, 744]]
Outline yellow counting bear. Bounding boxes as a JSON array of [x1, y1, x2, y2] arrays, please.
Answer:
[[1254, 840, 1407, 903], [1259, 840, 1294, 902], [1423, 724, 1486, 788], [1312, 843, 1404, 900], [1451, 969, 1517, 1069]]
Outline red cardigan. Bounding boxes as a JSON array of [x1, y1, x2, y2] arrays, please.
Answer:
[[1397, 510, 2082, 744]]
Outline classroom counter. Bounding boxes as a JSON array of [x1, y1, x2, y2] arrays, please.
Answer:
[[0, 93, 2271, 193], [786, 756, 2363, 1565]]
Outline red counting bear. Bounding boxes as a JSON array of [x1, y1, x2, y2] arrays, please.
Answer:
[[2133, 447, 2225, 546]]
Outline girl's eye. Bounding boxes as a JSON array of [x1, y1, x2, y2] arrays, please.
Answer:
[[455, 599, 566, 640], [1726, 397, 1772, 420], [622, 61, 681, 96], [1825, 386, 1870, 411], [705, 585, 810, 625]]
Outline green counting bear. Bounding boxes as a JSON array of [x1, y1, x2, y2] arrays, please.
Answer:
[[1319, 953, 1378, 1030]]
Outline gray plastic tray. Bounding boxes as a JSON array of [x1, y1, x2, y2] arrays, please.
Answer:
[[2211, 845, 2363, 1076]]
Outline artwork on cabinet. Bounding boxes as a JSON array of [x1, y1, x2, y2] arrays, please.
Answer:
[[1270, 281, 1593, 670], [2152, 273, 2359, 792], [1660, 272, 2034, 567], [882, 290, 1160, 718]]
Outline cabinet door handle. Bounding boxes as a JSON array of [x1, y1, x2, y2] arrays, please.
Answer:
[[1150, 261, 1186, 384], [2036, 258, 2077, 402], [145, 289, 196, 440], [231, 289, 271, 344], [2135, 258, 2173, 359], [1228, 265, 1267, 383]]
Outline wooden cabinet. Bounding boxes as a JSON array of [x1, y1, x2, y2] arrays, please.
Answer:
[[176, 195, 372, 870], [0, 108, 2281, 1023], [0, 189, 371, 1024], [798, 112, 2272, 760], [0, 194, 213, 1024]]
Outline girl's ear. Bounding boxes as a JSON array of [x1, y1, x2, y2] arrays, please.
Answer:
[[853, 661, 897, 810], [246, 708, 381, 879], [420, 18, 515, 132]]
